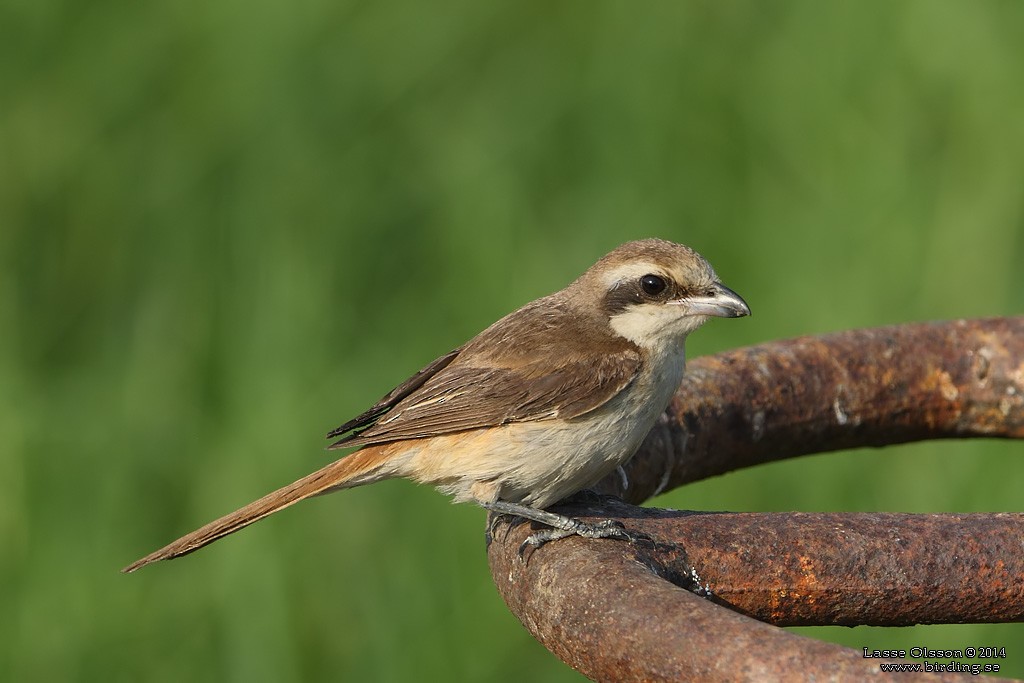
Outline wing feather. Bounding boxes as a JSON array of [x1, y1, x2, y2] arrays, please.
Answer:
[[326, 348, 461, 440], [327, 299, 643, 449]]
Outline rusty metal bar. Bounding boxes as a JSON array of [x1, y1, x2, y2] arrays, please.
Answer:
[[493, 497, 1024, 626], [487, 515, 1016, 682], [602, 317, 1024, 504], [486, 318, 1024, 682]]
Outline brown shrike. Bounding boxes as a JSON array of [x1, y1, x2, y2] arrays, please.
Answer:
[[124, 239, 749, 572]]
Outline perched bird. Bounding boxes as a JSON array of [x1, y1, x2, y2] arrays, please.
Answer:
[[123, 239, 749, 572]]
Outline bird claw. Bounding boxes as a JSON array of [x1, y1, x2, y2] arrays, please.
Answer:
[[516, 518, 649, 561], [486, 513, 526, 546]]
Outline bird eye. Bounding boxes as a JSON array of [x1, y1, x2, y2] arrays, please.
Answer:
[[640, 274, 667, 296]]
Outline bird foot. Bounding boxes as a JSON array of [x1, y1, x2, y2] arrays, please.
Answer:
[[483, 499, 650, 561], [517, 518, 650, 559]]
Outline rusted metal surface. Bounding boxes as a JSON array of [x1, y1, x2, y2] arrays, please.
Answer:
[[487, 509, 1012, 682], [494, 497, 1024, 626], [603, 317, 1024, 503], [487, 318, 1024, 682]]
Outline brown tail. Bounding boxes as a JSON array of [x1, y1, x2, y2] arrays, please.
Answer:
[[122, 446, 394, 573]]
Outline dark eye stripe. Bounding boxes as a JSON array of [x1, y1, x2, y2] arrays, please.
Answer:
[[603, 275, 674, 316]]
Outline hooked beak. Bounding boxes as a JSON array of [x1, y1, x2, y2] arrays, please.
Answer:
[[679, 282, 750, 318]]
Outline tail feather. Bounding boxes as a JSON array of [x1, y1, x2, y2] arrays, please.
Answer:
[[122, 447, 393, 573]]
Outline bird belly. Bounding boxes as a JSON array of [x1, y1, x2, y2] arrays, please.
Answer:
[[496, 409, 652, 508], [398, 351, 685, 510]]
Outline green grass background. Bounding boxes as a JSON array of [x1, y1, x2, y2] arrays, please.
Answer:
[[3, 1, 1023, 681]]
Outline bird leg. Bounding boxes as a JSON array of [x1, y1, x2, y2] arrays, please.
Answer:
[[482, 499, 644, 559]]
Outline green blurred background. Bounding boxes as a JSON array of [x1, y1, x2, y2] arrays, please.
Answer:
[[2, 1, 1023, 681]]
